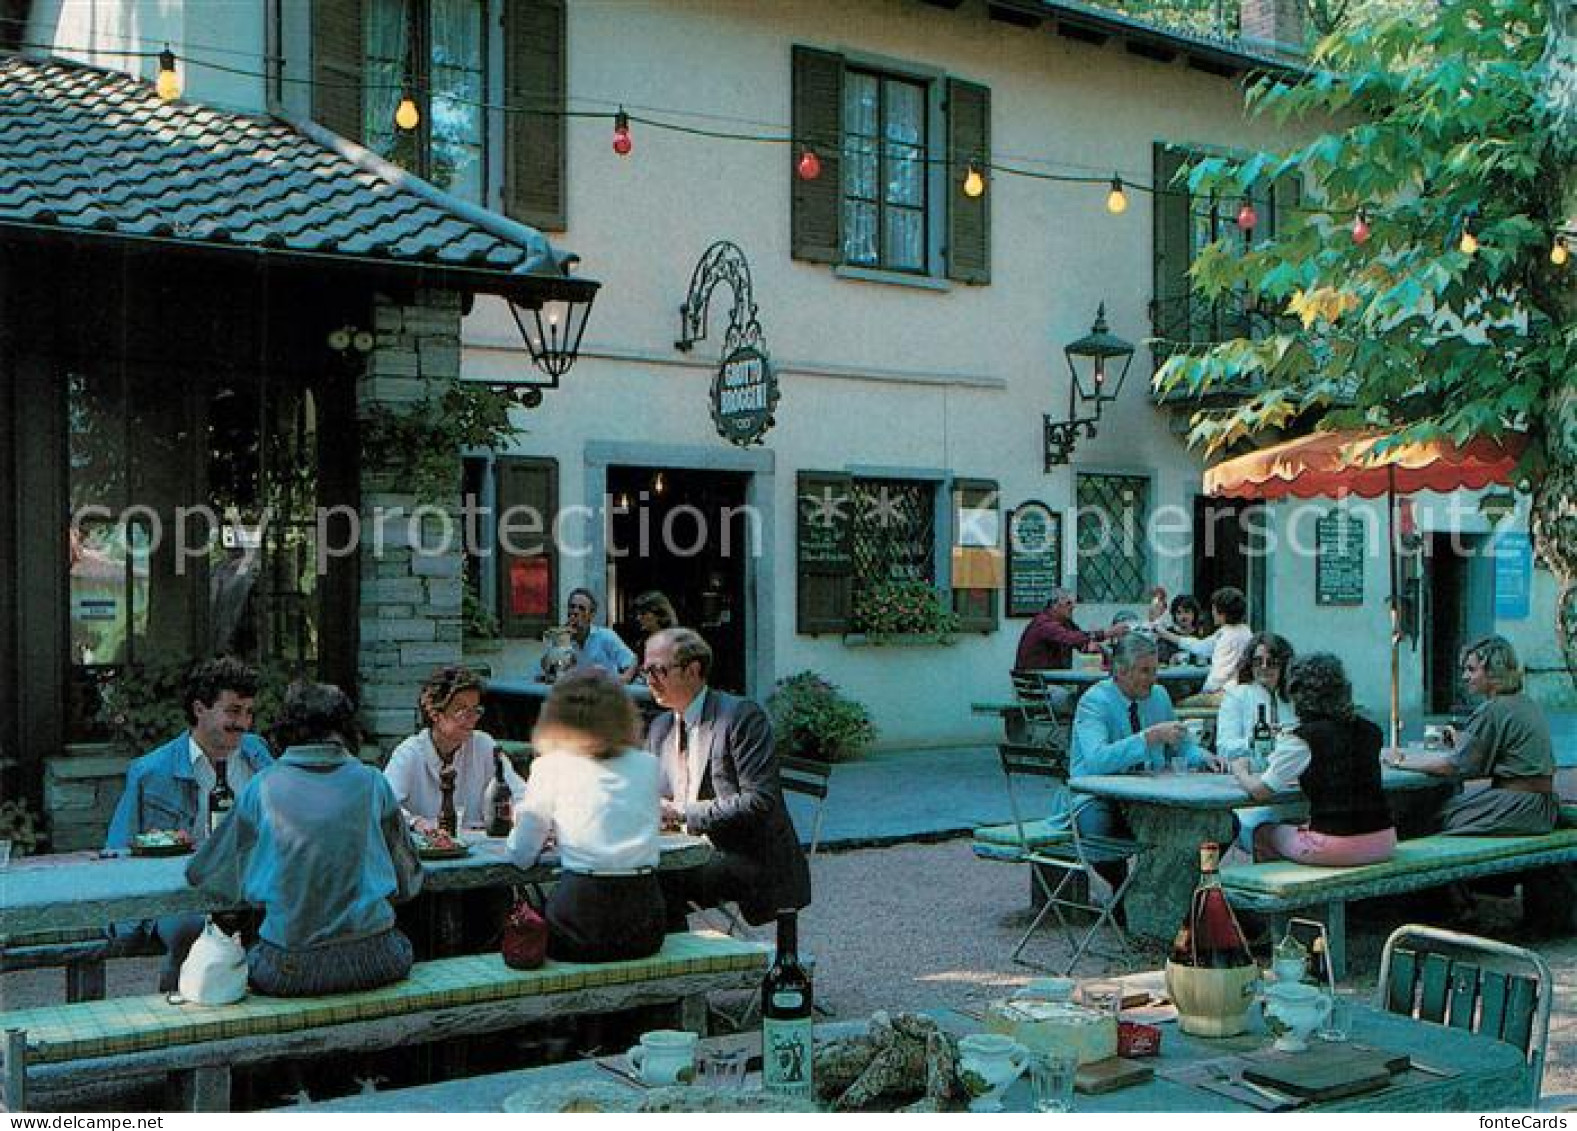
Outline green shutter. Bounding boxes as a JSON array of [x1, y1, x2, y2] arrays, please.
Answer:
[[503, 0, 566, 231], [313, 0, 364, 142], [791, 46, 844, 264], [495, 456, 558, 638], [951, 478, 1000, 632], [796, 471, 853, 634], [1152, 142, 1192, 352], [945, 78, 990, 284]]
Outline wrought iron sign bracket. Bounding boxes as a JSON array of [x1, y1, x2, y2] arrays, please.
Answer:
[[674, 240, 780, 447]]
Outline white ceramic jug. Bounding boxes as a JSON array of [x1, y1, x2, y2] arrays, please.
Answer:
[[1261, 981, 1332, 1052], [957, 1033, 1030, 1112], [627, 1029, 698, 1085]]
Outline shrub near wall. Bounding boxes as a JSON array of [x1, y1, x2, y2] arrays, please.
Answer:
[[767, 671, 877, 764]]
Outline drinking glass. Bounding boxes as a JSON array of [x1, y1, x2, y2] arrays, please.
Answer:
[[1318, 991, 1353, 1043], [699, 1047, 748, 1090], [1080, 979, 1124, 1020], [0, 839, 11, 869], [1028, 1052, 1077, 1113]]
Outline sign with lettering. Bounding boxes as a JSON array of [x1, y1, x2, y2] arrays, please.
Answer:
[[1315, 510, 1365, 606], [1006, 501, 1062, 618], [710, 344, 779, 447], [1493, 530, 1532, 620], [797, 481, 852, 570]]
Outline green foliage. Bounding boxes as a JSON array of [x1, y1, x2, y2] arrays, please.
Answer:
[[361, 382, 519, 502], [1154, 0, 1571, 465], [97, 657, 297, 755], [0, 798, 44, 856], [853, 578, 960, 642], [766, 671, 877, 764], [462, 584, 500, 639]]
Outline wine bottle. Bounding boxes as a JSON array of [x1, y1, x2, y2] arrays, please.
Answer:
[[207, 758, 234, 837], [761, 909, 814, 1100], [1174, 842, 1255, 969], [484, 752, 514, 837], [437, 762, 459, 836], [1250, 704, 1275, 770]]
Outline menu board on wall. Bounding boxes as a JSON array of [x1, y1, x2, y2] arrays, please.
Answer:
[[1006, 501, 1062, 618], [1315, 510, 1365, 606]]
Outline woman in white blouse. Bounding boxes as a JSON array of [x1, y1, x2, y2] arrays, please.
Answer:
[[384, 666, 526, 831], [1216, 633, 1299, 765], [1156, 586, 1254, 699], [507, 669, 666, 962]]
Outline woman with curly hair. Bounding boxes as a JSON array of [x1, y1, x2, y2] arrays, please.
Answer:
[[507, 669, 667, 962], [1229, 653, 1395, 865], [1387, 635, 1557, 835], [384, 665, 526, 832]]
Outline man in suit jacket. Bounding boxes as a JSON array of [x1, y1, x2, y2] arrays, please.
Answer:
[[643, 627, 811, 926]]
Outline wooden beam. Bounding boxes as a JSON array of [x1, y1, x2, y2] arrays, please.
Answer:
[[1126, 41, 1179, 63], [1055, 23, 1110, 46], [987, 3, 1043, 28]]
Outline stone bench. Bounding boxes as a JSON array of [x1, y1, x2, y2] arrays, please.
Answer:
[[1220, 812, 1577, 979], [0, 929, 769, 1111]]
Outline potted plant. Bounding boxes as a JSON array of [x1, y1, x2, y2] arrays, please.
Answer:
[[766, 671, 877, 764], [853, 578, 959, 644]]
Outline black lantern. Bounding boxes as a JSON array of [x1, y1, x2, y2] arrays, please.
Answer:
[[1043, 302, 1135, 469], [500, 275, 600, 406]]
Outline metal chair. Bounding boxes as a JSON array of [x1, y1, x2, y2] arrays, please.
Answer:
[[1377, 924, 1552, 1107], [981, 743, 1144, 973], [781, 756, 833, 857], [1008, 670, 1070, 753]]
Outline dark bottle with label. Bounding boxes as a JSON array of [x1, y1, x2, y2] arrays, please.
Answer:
[[484, 752, 514, 837], [207, 758, 234, 837], [1250, 704, 1275, 767], [761, 909, 814, 1100], [438, 762, 459, 836], [1170, 842, 1255, 969]]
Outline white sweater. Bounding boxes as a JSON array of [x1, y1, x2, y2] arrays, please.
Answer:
[[506, 746, 661, 874]]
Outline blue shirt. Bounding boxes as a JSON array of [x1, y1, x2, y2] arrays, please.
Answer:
[[574, 625, 636, 676], [185, 744, 423, 949], [106, 733, 275, 849], [1048, 678, 1202, 829]]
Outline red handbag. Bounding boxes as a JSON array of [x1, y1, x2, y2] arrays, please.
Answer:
[[501, 888, 548, 970]]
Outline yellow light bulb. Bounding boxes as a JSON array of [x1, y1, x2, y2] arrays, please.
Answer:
[[1106, 177, 1128, 215], [963, 165, 985, 199], [1459, 230, 1478, 255], [395, 96, 420, 131], [1552, 238, 1569, 266], [156, 48, 181, 102]]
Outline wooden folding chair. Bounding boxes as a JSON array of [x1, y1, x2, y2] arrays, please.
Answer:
[[1377, 924, 1552, 1107]]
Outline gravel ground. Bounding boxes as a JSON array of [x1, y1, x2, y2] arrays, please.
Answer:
[[7, 836, 1577, 1109]]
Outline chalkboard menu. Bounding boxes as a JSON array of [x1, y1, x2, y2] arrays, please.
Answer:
[[1006, 501, 1062, 618], [1315, 510, 1365, 605]]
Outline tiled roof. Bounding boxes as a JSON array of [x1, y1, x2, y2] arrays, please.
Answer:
[[0, 52, 586, 296]]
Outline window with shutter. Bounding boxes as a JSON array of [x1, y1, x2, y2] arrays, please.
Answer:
[[1151, 141, 1299, 354], [313, 0, 365, 142], [790, 45, 990, 283], [494, 456, 558, 638], [503, 0, 566, 230], [951, 478, 1000, 632]]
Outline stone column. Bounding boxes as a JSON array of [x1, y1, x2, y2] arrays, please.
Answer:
[[357, 290, 466, 759]]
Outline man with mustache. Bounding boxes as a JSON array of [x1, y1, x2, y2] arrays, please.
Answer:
[[106, 656, 273, 990]]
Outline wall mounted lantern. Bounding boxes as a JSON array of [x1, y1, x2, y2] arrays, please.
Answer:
[[499, 275, 599, 406], [1043, 302, 1134, 469]]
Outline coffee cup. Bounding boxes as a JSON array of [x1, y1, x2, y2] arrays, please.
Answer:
[[627, 1029, 698, 1086]]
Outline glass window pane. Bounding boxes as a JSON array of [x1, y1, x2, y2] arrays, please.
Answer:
[[844, 135, 878, 202], [886, 140, 923, 206], [883, 79, 923, 145], [844, 72, 878, 139], [882, 206, 924, 271], [364, 0, 412, 167], [430, 0, 484, 201], [844, 200, 877, 265]]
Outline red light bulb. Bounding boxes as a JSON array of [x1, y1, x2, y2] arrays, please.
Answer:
[[1352, 211, 1371, 245], [1236, 199, 1258, 232], [611, 111, 632, 156], [797, 148, 822, 181]]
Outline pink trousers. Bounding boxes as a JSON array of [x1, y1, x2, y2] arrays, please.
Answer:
[[1254, 824, 1396, 866]]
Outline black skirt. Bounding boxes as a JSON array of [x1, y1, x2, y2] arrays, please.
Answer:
[[546, 871, 667, 963]]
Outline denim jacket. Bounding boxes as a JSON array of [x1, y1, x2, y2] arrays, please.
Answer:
[[105, 732, 275, 849]]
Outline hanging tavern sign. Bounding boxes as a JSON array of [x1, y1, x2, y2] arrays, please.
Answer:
[[675, 240, 780, 447]]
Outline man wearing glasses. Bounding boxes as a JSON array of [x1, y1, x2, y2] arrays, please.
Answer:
[[541, 587, 638, 683], [643, 627, 810, 926]]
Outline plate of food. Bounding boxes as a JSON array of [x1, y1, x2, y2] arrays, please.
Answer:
[[413, 828, 470, 859], [131, 830, 195, 856]]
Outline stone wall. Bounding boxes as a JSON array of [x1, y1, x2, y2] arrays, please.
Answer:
[[43, 745, 131, 852], [357, 290, 467, 759]]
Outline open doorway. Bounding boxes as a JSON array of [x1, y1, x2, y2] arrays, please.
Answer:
[[1425, 531, 1494, 714], [1192, 498, 1267, 629], [605, 466, 753, 694]]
